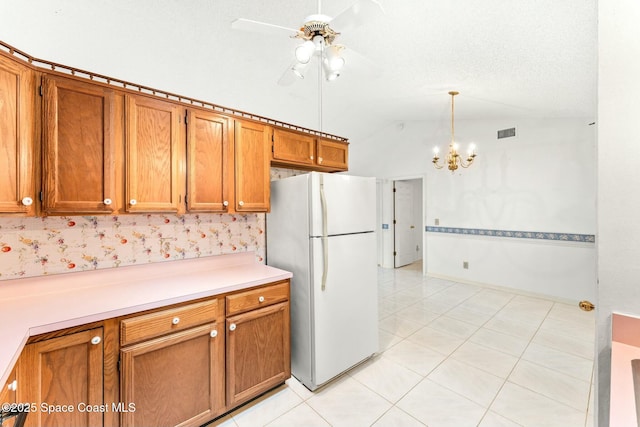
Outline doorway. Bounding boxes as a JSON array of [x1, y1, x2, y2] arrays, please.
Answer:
[[393, 178, 423, 268]]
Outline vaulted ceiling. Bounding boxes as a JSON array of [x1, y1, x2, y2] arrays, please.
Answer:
[[0, 0, 597, 142]]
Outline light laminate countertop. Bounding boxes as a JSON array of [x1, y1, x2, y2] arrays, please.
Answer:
[[0, 252, 292, 387]]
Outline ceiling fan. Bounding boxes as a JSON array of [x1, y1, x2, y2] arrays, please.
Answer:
[[231, 0, 384, 85]]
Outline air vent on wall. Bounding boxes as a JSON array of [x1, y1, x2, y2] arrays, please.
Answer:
[[497, 127, 516, 139]]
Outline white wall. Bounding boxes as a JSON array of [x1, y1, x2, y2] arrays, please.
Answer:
[[597, 0, 640, 424], [351, 117, 597, 302]]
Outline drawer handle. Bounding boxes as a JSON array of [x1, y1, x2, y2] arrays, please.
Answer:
[[91, 336, 101, 345], [210, 330, 218, 338], [172, 317, 180, 325], [7, 380, 17, 391], [229, 323, 236, 331], [258, 296, 265, 303]]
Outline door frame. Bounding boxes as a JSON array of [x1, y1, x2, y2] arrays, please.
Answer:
[[377, 174, 426, 275]]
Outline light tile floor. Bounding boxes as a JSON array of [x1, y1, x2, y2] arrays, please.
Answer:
[[208, 262, 595, 427]]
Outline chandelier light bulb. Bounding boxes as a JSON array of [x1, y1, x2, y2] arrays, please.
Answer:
[[433, 146, 440, 155], [295, 40, 315, 64]]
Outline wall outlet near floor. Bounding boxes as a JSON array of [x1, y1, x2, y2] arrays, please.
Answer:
[[435, 218, 440, 225], [463, 261, 469, 269]]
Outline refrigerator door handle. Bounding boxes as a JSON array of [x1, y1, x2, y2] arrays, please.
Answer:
[[320, 174, 328, 291]]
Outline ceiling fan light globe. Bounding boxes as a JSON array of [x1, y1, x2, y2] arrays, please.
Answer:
[[295, 40, 315, 63], [325, 71, 340, 81]]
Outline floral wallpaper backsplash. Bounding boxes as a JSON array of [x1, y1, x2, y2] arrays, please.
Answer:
[[0, 168, 309, 282], [0, 213, 266, 280]]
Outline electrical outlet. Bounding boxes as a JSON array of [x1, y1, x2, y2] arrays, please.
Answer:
[[435, 218, 440, 225], [463, 261, 469, 269]]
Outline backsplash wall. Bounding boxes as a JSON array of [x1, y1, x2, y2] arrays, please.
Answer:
[[0, 168, 307, 282], [0, 213, 266, 281]]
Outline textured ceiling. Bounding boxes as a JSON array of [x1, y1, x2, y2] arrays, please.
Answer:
[[0, 0, 597, 142]]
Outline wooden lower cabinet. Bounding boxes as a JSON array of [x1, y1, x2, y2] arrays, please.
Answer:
[[119, 323, 224, 427], [226, 301, 290, 408], [17, 328, 104, 427]]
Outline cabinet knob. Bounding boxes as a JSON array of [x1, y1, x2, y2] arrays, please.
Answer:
[[103, 198, 112, 206], [129, 199, 137, 206], [310, 155, 314, 160], [229, 323, 236, 331], [91, 336, 101, 345], [210, 330, 218, 338], [172, 317, 180, 325], [223, 201, 229, 207], [258, 296, 265, 303], [318, 157, 323, 164], [7, 380, 17, 391], [21, 197, 33, 206], [238, 201, 244, 207]]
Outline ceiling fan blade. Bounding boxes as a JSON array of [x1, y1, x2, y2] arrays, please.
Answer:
[[231, 18, 302, 37], [329, 0, 385, 31], [277, 61, 301, 86]]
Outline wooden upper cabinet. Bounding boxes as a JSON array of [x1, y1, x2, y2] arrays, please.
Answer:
[[186, 110, 231, 212], [125, 94, 184, 213], [0, 54, 36, 215], [42, 75, 118, 215], [17, 328, 104, 427], [317, 138, 349, 171], [234, 120, 271, 212], [272, 128, 315, 167]]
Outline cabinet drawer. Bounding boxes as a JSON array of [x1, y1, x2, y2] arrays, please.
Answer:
[[226, 281, 289, 316], [121, 299, 219, 346]]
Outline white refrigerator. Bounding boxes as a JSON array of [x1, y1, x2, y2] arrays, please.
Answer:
[[266, 172, 378, 391]]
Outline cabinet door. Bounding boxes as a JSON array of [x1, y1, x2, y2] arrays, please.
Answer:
[[226, 301, 290, 408], [186, 110, 231, 212], [120, 323, 224, 427], [42, 75, 118, 215], [0, 55, 36, 215], [234, 120, 271, 212], [17, 328, 104, 427], [0, 367, 16, 405], [317, 139, 349, 171], [125, 94, 183, 213], [272, 129, 315, 167]]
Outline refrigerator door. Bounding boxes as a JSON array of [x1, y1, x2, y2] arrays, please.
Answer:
[[309, 172, 376, 237], [310, 231, 378, 388]]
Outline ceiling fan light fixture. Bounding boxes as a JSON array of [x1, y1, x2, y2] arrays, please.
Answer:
[[295, 40, 315, 64], [324, 45, 345, 71]]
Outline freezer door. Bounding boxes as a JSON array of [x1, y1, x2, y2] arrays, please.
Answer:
[[310, 232, 378, 387], [309, 173, 376, 237]]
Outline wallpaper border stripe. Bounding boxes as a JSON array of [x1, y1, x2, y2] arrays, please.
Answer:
[[426, 226, 595, 243]]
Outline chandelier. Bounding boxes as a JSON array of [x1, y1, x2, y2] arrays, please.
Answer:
[[432, 91, 477, 171], [291, 17, 345, 81]]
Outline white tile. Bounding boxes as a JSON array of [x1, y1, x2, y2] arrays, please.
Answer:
[[427, 315, 480, 339], [428, 358, 505, 407], [397, 379, 486, 427], [521, 343, 593, 381], [395, 304, 441, 325], [491, 382, 585, 427], [469, 327, 529, 357], [372, 407, 426, 427], [306, 376, 392, 427], [531, 328, 595, 360], [230, 386, 303, 427], [285, 377, 315, 401], [407, 325, 465, 356], [351, 355, 423, 403], [265, 403, 330, 427], [445, 305, 494, 326], [538, 315, 595, 343], [483, 316, 540, 341], [508, 360, 591, 412], [379, 315, 423, 338], [379, 328, 403, 351], [547, 302, 596, 324], [451, 341, 519, 379], [478, 411, 523, 427], [383, 339, 447, 376], [205, 414, 237, 427]]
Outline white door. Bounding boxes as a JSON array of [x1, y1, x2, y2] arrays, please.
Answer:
[[394, 180, 417, 267], [310, 232, 378, 387]]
